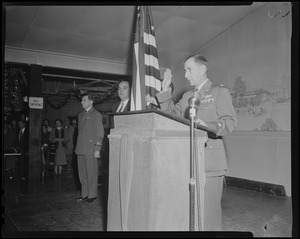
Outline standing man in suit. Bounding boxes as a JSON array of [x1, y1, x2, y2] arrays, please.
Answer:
[[75, 93, 104, 203], [16, 119, 29, 194], [156, 54, 237, 231], [112, 81, 131, 113]]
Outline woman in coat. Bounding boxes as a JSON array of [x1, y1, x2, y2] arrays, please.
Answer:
[[49, 119, 69, 175]]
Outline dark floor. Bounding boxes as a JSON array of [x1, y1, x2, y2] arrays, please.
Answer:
[[2, 168, 293, 237]]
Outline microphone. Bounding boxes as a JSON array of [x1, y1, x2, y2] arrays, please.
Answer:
[[188, 94, 200, 119], [187, 93, 200, 231]]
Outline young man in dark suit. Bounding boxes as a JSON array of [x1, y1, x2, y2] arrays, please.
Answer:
[[75, 93, 104, 203], [16, 119, 29, 193]]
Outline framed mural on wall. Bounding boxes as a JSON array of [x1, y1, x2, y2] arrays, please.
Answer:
[[227, 2, 291, 132], [230, 74, 290, 131]]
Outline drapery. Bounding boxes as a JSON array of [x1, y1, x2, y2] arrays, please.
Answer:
[[107, 127, 206, 231]]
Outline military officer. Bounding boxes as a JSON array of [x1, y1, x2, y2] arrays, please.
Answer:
[[75, 93, 104, 203], [156, 54, 237, 230]]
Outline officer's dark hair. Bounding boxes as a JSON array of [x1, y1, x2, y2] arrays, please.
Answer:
[[186, 54, 208, 70], [118, 80, 131, 89], [82, 92, 95, 102]]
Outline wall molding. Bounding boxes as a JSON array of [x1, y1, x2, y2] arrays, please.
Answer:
[[225, 176, 287, 197], [226, 130, 291, 138], [5, 46, 130, 75]]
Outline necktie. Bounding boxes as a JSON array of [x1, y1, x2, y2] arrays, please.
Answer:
[[118, 102, 124, 112], [193, 88, 203, 101]]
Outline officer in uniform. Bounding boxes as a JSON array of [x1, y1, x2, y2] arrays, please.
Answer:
[[75, 93, 104, 203], [156, 54, 237, 230]]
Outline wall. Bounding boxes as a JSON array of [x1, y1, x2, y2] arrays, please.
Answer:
[[224, 131, 291, 196]]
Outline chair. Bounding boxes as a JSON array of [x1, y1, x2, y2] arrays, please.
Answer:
[[41, 143, 56, 184]]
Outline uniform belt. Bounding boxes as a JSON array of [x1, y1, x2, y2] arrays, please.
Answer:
[[205, 136, 222, 147]]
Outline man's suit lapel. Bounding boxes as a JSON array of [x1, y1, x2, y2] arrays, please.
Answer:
[[123, 100, 130, 112], [113, 102, 120, 113]]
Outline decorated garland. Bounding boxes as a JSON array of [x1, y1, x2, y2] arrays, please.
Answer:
[[4, 63, 28, 122], [45, 84, 118, 110], [5, 62, 120, 112]]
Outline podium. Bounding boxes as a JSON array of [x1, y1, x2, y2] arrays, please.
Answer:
[[107, 109, 216, 231]]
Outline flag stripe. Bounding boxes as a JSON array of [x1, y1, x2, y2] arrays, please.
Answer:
[[143, 32, 157, 48], [144, 43, 158, 60], [144, 53, 159, 71], [145, 75, 162, 92], [145, 64, 161, 83]]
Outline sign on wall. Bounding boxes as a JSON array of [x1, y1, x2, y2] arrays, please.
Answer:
[[29, 97, 43, 109]]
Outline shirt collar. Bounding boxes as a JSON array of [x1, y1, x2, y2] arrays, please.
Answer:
[[195, 79, 209, 92], [85, 106, 92, 112], [121, 98, 129, 105]]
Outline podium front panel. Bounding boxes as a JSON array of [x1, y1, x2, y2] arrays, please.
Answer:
[[107, 113, 207, 231]]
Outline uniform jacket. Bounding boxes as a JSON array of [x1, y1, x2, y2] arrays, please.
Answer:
[[156, 79, 237, 176], [75, 107, 104, 155]]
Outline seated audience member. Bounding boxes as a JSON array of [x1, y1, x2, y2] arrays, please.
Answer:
[[16, 120, 29, 186]]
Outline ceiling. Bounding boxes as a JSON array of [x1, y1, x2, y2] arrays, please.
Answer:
[[4, 3, 266, 100]]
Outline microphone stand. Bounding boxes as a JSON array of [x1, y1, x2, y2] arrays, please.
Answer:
[[188, 96, 199, 231]]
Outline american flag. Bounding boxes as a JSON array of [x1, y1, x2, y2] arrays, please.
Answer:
[[130, 6, 162, 111]]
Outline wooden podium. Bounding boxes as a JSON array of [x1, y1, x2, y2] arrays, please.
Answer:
[[107, 109, 216, 231]]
